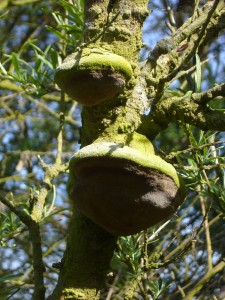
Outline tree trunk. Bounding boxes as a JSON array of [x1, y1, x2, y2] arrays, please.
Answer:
[[50, 1, 149, 299]]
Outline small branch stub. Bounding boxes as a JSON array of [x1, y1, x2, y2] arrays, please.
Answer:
[[55, 48, 133, 106], [68, 133, 185, 236]]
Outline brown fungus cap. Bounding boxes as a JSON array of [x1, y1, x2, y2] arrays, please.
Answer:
[[55, 48, 133, 106], [68, 134, 185, 236]]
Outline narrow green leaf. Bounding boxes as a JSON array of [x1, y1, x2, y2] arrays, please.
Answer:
[[52, 12, 64, 25], [45, 25, 71, 44], [195, 53, 201, 93], [36, 54, 53, 70], [18, 38, 37, 55], [57, 24, 82, 32], [0, 0, 9, 10], [49, 49, 59, 69], [28, 42, 44, 55], [11, 53, 21, 78], [0, 274, 23, 282], [34, 57, 42, 72], [11, 0, 38, 5], [58, 0, 79, 13], [0, 62, 7, 75]]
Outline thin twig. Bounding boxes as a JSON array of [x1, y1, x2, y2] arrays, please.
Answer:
[[105, 272, 120, 300], [166, 140, 225, 160], [147, 220, 171, 242], [169, 56, 212, 85], [192, 82, 225, 104], [173, 163, 225, 172], [164, 214, 221, 261], [183, 260, 225, 299], [191, 0, 200, 22], [0, 172, 35, 184], [197, 185, 213, 271], [56, 91, 65, 165]]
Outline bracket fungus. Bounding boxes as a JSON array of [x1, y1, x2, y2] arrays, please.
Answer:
[[55, 48, 133, 106], [68, 133, 185, 236]]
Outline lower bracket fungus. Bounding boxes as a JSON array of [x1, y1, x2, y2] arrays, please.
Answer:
[[68, 133, 185, 236], [55, 48, 133, 106]]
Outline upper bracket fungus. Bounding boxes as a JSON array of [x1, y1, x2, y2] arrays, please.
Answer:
[[68, 133, 185, 236], [55, 48, 133, 106]]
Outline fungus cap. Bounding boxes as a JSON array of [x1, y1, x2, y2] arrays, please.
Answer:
[[68, 135, 185, 236], [55, 48, 133, 105]]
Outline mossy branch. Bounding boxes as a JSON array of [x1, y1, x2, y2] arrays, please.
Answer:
[[0, 79, 70, 102], [192, 82, 225, 103], [141, 0, 225, 98], [157, 0, 221, 86], [140, 85, 225, 139], [51, 0, 150, 299], [183, 260, 225, 299], [49, 210, 116, 300]]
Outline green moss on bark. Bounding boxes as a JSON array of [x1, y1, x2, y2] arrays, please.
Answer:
[[50, 210, 116, 300], [69, 135, 181, 187], [51, 0, 150, 298], [55, 48, 133, 82]]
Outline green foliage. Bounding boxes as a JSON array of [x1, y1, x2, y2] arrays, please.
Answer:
[[0, 42, 58, 96], [0, 273, 23, 283], [113, 235, 143, 273], [0, 0, 40, 10], [45, 0, 84, 48], [0, 209, 22, 247], [108, 226, 174, 299], [0, 0, 84, 97], [148, 279, 171, 300]]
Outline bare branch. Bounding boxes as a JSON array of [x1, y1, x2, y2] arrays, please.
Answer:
[[0, 79, 70, 102]]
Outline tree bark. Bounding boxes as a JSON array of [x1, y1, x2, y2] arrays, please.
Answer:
[[50, 1, 149, 299], [50, 210, 116, 300]]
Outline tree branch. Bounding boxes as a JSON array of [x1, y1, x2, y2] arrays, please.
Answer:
[[159, 0, 221, 85], [0, 79, 70, 102], [141, 0, 225, 98], [183, 260, 225, 299], [139, 86, 225, 139], [192, 82, 225, 104], [0, 193, 46, 300]]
